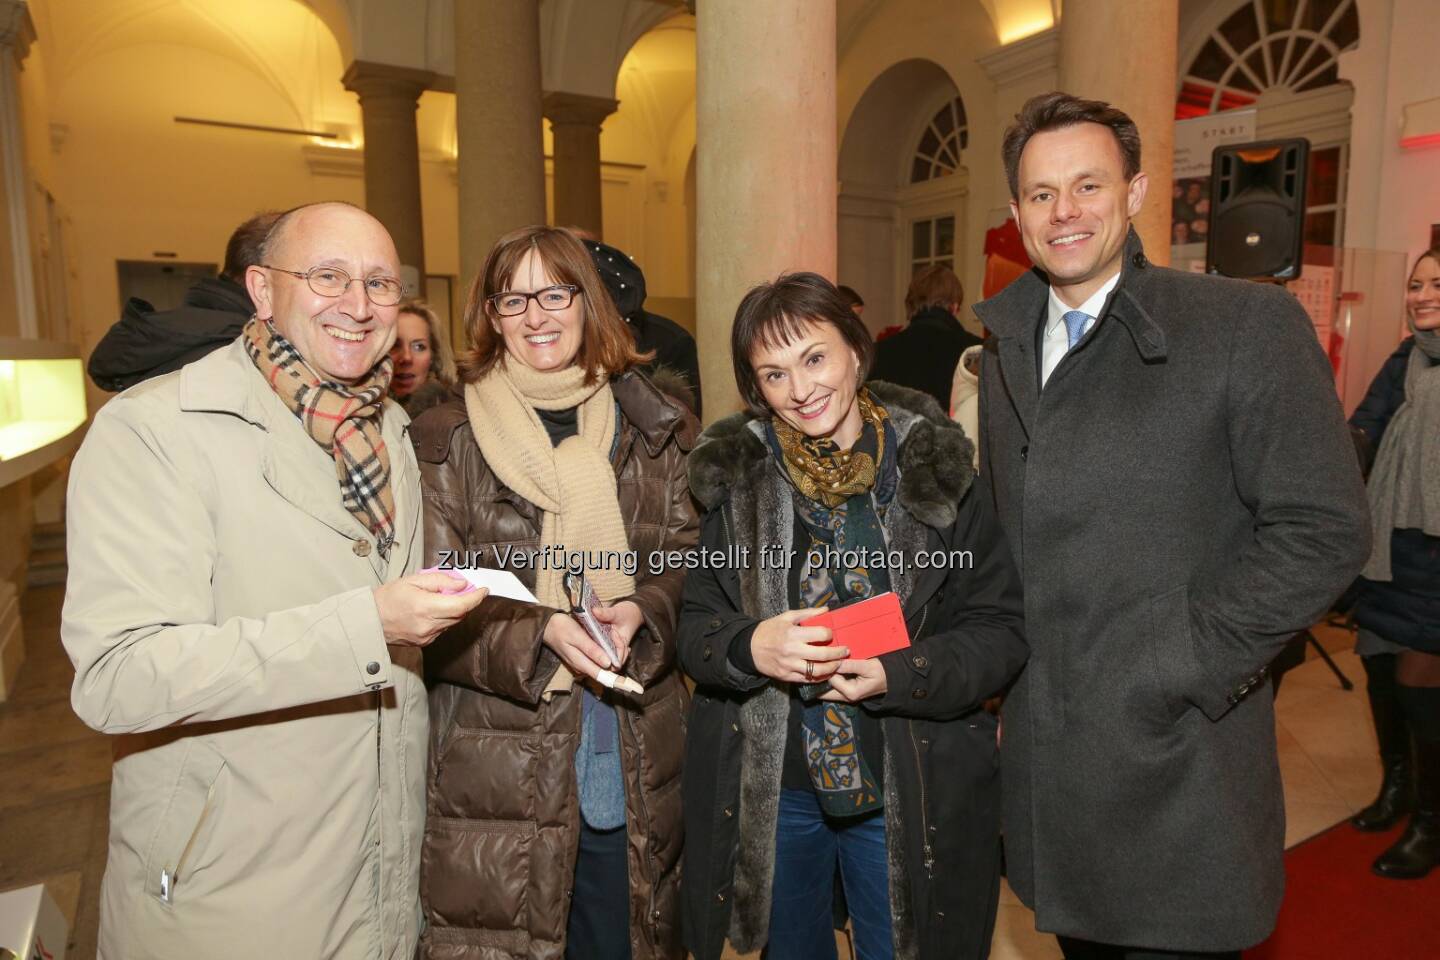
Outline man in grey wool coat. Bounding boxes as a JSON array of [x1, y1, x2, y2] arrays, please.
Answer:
[[973, 92, 1371, 960]]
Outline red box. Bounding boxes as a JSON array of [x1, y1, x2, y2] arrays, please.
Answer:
[[800, 592, 911, 660]]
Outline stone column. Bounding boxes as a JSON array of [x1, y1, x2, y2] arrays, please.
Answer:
[[454, 0, 547, 302], [1059, 0, 1178, 265], [343, 61, 432, 297], [695, 0, 836, 420], [0, 0, 37, 338], [543, 92, 618, 239]]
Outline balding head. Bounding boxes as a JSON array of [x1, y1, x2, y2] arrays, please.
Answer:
[[245, 202, 403, 385]]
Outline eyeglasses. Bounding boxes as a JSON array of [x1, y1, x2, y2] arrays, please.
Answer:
[[262, 264, 405, 307], [487, 284, 581, 317]]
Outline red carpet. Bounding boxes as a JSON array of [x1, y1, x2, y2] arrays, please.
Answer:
[[1245, 821, 1440, 959]]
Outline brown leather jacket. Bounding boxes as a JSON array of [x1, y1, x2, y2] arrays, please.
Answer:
[[410, 371, 698, 960]]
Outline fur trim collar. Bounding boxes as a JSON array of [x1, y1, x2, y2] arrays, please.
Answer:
[[686, 380, 975, 529]]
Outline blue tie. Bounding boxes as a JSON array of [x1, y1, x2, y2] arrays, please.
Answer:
[[1062, 310, 1090, 349]]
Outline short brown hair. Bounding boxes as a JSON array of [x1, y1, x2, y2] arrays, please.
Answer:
[[905, 264, 964, 317], [222, 211, 280, 282], [731, 272, 875, 418], [457, 225, 651, 384], [1002, 92, 1141, 199]]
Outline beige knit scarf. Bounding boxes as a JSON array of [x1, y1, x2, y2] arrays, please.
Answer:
[[466, 359, 635, 689]]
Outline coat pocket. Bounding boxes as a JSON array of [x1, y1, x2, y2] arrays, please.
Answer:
[[1148, 584, 1198, 724], [143, 740, 228, 906], [421, 816, 537, 932]]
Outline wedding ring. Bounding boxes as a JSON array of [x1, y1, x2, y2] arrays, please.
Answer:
[[804, 661, 814, 681]]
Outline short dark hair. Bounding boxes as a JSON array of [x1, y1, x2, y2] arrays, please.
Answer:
[[1002, 92, 1142, 199], [905, 264, 964, 317], [221, 211, 281, 282], [731, 272, 875, 418], [836, 284, 864, 308]]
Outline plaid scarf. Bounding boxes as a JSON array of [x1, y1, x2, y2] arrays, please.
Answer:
[[242, 317, 397, 556]]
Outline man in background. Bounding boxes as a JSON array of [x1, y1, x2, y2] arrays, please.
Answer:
[[88, 210, 277, 392], [869, 263, 982, 410]]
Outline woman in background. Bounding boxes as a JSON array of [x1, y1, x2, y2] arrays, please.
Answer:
[[1348, 246, 1440, 879], [389, 298, 456, 416]]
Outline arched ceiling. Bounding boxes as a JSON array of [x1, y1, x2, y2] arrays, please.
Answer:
[[30, 0, 354, 131]]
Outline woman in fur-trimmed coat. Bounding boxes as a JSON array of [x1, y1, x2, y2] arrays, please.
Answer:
[[676, 272, 1027, 960]]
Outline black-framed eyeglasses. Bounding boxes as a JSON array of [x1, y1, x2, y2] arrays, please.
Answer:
[[487, 284, 581, 317], [262, 264, 405, 307]]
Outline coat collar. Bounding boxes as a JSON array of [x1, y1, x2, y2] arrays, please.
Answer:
[[971, 227, 1167, 436], [973, 226, 1165, 360], [610, 368, 698, 456], [177, 338, 417, 579], [686, 381, 975, 530]]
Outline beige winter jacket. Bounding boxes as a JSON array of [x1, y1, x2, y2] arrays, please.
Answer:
[[949, 343, 983, 470], [62, 339, 426, 959]]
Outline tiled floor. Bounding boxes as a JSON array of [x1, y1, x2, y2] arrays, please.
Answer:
[[0, 584, 106, 959], [0, 588, 1382, 960]]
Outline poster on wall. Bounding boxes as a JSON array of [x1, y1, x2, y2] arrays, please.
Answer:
[[1170, 109, 1257, 266], [1289, 265, 1336, 351]]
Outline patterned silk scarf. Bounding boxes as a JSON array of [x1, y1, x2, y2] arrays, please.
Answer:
[[770, 389, 894, 818], [242, 317, 397, 555]]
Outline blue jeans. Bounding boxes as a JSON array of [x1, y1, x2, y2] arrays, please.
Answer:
[[766, 788, 893, 960]]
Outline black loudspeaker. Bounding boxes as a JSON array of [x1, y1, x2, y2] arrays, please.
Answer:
[[1205, 138, 1309, 279]]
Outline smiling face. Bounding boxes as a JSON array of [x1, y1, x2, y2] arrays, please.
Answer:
[[489, 247, 585, 372], [247, 203, 401, 384], [1407, 254, 1440, 332], [389, 310, 434, 397], [1010, 122, 1148, 308], [750, 317, 864, 449]]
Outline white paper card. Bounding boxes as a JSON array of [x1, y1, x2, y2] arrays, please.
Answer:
[[440, 567, 539, 604]]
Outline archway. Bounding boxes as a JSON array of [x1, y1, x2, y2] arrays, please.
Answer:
[[838, 59, 966, 333]]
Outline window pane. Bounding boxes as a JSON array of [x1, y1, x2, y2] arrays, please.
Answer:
[[911, 157, 930, 183], [1190, 37, 1230, 82], [918, 127, 940, 159], [1307, 147, 1341, 206], [938, 259, 953, 273], [932, 106, 954, 137], [1219, 5, 1261, 54], [1333, 2, 1360, 51], [1296, 63, 1339, 92], [1304, 210, 1337, 247], [913, 220, 932, 259], [937, 217, 956, 257]]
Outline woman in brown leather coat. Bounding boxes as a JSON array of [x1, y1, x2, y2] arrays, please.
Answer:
[[410, 225, 698, 960]]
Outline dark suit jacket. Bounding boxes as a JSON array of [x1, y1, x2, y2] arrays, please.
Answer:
[[972, 229, 1370, 951]]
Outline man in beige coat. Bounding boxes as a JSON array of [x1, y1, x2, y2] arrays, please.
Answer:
[[62, 202, 485, 959]]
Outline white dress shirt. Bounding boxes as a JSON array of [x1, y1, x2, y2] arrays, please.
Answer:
[[1040, 270, 1121, 387]]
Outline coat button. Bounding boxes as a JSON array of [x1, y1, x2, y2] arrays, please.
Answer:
[[709, 618, 722, 630], [919, 737, 930, 748], [723, 806, 733, 818], [352, 538, 372, 557], [702, 644, 713, 661], [366, 661, 381, 676], [913, 655, 929, 669], [731, 722, 740, 733], [1020, 445, 1028, 461], [912, 688, 928, 700], [715, 892, 726, 904], [1132, 251, 1147, 268]]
